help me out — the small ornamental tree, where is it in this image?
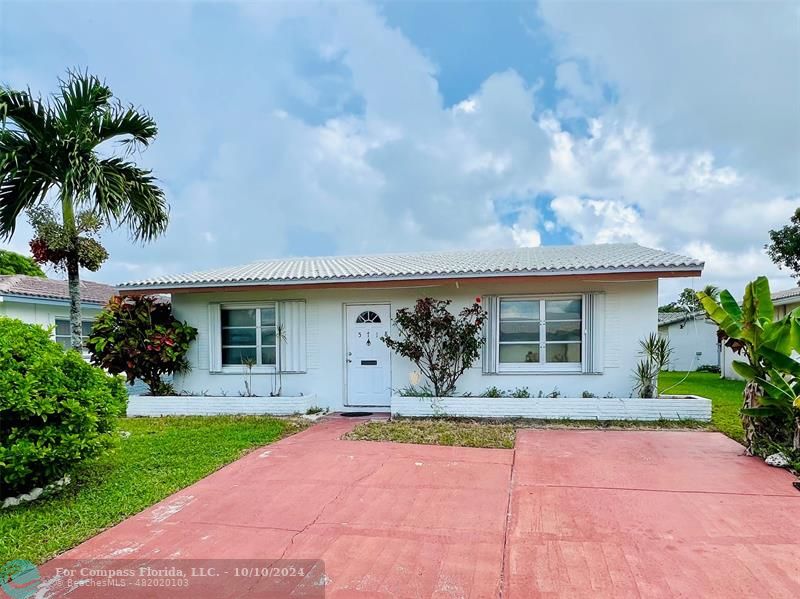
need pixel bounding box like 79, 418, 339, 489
86, 296, 198, 395
381, 297, 487, 397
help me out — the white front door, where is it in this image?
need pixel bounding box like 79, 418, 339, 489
345, 304, 391, 406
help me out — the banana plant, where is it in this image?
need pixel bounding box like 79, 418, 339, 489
749, 347, 800, 450
697, 276, 800, 452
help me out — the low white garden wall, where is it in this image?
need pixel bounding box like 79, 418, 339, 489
391, 394, 711, 421
127, 394, 316, 417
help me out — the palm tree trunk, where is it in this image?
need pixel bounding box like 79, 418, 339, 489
66, 255, 82, 350
61, 193, 83, 351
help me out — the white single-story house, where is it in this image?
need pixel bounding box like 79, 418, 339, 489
0, 274, 114, 349
658, 311, 720, 371
119, 243, 704, 412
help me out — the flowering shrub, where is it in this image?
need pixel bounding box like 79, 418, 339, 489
86, 296, 198, 395
0, 317, 127, 495
381, 298, 487, 397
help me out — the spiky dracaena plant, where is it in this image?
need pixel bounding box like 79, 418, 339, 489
0, 71, 169, 349
632, 333, 674, 398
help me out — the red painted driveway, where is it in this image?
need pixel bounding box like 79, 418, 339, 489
39, 418, 800, 598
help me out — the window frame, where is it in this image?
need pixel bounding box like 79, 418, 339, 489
496, 294, 585, 373
219, 302, 279, 372
53, 318, 94, 352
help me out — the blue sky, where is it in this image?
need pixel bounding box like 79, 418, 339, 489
1, 0, 798, 301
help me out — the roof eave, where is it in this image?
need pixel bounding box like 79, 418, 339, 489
0, 293, 106, 307
773, 295, 800, 307
118, 265, 704, 294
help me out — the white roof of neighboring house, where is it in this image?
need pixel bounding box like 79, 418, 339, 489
0, 274, 115, 305
658, 310, 707, 327
120, 243, 703, 291
772, 286, 800, 306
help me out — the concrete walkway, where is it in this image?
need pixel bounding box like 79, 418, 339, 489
39, 416, 800, 597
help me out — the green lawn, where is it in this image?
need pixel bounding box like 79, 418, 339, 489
0, 416, 305, 565
659, 371, 745, 442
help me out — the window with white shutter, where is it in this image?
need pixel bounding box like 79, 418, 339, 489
482, 292, 603, 374
208, 301, 306, 373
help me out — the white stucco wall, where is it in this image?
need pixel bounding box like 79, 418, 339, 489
0, 299, 103, 337
658, 317, 720, 371
720, 345, 744, 380
168, 278, 658, 410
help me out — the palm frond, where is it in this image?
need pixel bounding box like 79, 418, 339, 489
0, 71, 168, 244
0, 146, 52, 238
0, 86, 51, 141
96, 102, 158, 149
91, 157, 168, 241
54, 70, 112, 128
702, 284, 720, 300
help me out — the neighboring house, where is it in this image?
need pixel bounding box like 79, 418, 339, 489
119, 243, 703, 408
658, 311, 720, 371
772, 286, 800, 318
720, 285, 800, 380
0, 274, 115, 349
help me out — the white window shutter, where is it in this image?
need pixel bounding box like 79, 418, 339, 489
482, 295, 498, 374
208, 303, 222, 373
278, 300, 307, 373
583, 292, 605, 374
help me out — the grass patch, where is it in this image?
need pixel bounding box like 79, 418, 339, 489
659, 371, 745, 442
348, 372, 747, 450
511, 418, 712, 431
345, 419, 516, 449
0, 416, 306, 565
346, 417, 710, 449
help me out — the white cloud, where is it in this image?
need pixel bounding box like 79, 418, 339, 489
550, 196, 652, 246
657, 241, 795, 305
1, 0, 795, 306
540, 109, 797, 298
510, 225, 542, 248
538, 0, 800, 187
453, 99, 477, 114
554, 61, 603, 119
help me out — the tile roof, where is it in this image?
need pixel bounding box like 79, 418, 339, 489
120, 243, 703, 291
658, 310, 707, 326
0, 275, 115, 305
772, 286, 800, 305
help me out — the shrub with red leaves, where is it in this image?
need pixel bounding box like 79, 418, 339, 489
86, 296, 198, 395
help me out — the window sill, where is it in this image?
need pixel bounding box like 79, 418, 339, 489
212, 368, 307, 375
494, 366, 583, 375
217, 366, 277, 375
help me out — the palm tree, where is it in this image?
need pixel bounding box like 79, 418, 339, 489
0, 71, 168, 349
701, 284, 720, 301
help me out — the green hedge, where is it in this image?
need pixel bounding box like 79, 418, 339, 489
0, 317, 128, 496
